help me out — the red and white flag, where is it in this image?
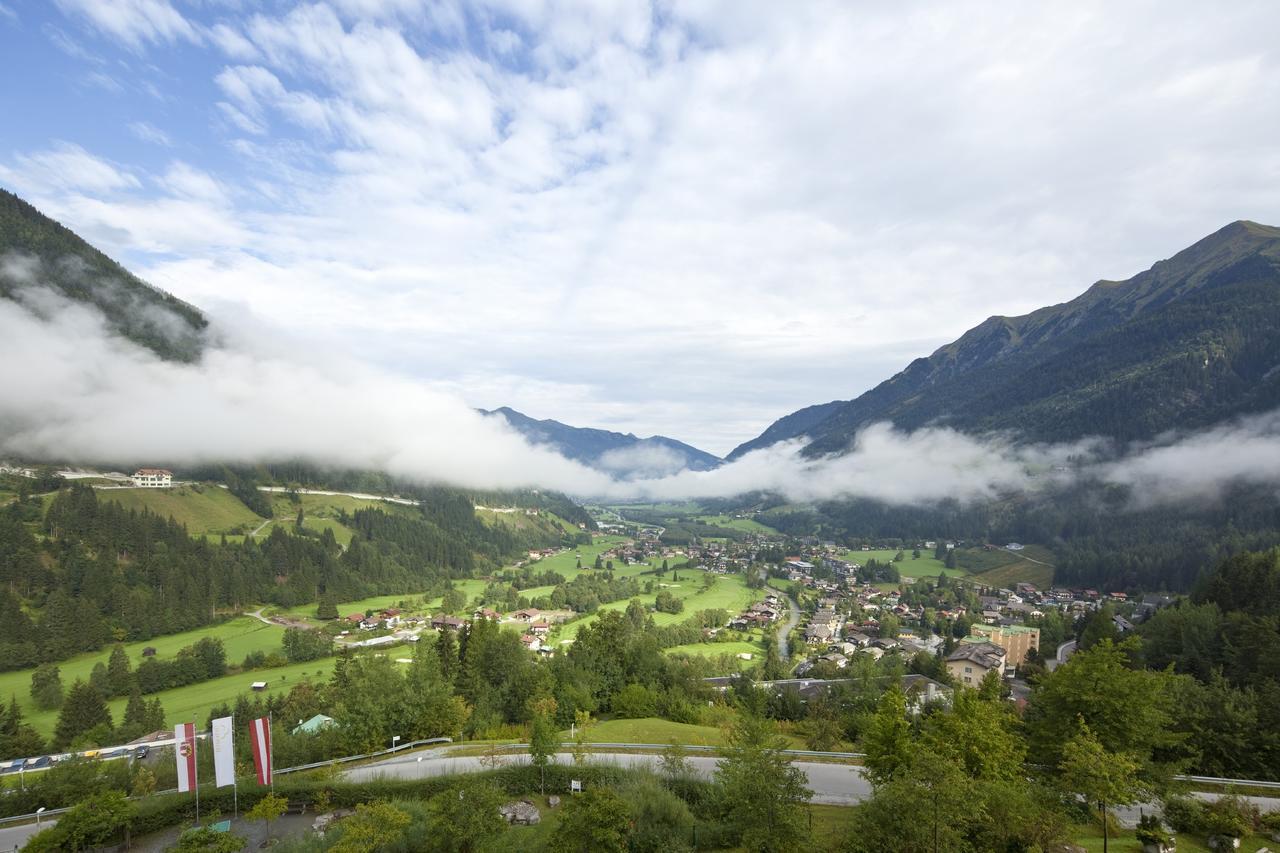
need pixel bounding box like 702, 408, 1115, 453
175, 722, 197, 793
249, 717, 273, 786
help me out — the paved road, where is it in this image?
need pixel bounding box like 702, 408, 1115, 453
346, 748, 1280, 826
5, 747, 1278, 848
1046, 639, 1077, 672
0, 818, 54, 851
345, 749, 873, 805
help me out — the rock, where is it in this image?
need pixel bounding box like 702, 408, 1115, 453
548, 795, 561, 808
1207, 836, 1240, 851
500, 800, 541, 825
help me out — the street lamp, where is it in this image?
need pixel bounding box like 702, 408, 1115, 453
391, 735, 401, 753
35, 807, 46, 827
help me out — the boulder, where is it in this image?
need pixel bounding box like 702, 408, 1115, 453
1207, 836, 1240, 851
500, 800, 541, 825
548, 795, 561, 808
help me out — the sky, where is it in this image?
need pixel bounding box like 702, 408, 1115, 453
2, 1, 1280, 457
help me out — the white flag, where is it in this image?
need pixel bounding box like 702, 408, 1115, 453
175, 722, 196, 793
211, 716, 236, 788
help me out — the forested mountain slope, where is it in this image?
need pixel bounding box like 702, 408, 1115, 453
0, 188, 206, 361
732, 220, 1280, 458
482, 406, 721, 475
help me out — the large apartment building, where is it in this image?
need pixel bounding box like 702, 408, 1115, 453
968, 623, 1040, 664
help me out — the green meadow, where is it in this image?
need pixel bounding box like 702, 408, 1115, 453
692, 513, 777, 534
554, 570, 763, 643
96, 484, 262, 535
0, 616, 290, 737
840, 548, 968, 579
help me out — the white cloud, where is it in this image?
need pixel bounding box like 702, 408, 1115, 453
0, 142, 139, 195
128, 120, 172, 146
15, 0, 1280, 454
54, 0, 197, 49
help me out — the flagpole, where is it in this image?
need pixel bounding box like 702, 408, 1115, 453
268, 713, 274, 793
194, 730, 201, 826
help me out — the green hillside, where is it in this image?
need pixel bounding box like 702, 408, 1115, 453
0, 188, 206, 361
97, 484, 263, 536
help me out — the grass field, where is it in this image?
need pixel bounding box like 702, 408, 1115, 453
0, 616, 294, 736
692, 514, 778, 534
1069, 825, 1274, 852
961, 544, 1056, 588
97, 484, 263, 535
664, 640, 764, 672
574, 716, 810, 750
274, 578, 493, 624
840, 548, 967, 579
554, 571, 763, 643
515, 535, 631, 580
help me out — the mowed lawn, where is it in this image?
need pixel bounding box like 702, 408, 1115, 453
555, 571, 763, 643
664, 641, 763, 660
96, 484, 262, 535
0, 616, 290, 736
841, 548, 967, 579
515, 535, 631, 581
574, 717, 808, 750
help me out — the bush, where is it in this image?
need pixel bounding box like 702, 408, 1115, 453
611, 683, 659, 718
1201, 794, 1257, 838
620, 774, 694, 853
1136, 813, 1173, 846
1163, 796, 1207, 833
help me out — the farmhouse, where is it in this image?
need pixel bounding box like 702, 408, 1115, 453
132, 468, 173, 488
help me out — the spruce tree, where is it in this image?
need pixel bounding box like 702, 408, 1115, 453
52, 679, 113, 748
106, 644, 133, 696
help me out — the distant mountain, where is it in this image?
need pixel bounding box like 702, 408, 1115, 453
731, 220, 1280, 459
482, 406, 722, 476
0, 188, 206, 361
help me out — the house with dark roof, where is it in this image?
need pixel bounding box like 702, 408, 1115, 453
945, 641, 1008, 687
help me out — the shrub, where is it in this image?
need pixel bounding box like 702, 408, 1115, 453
1201, 793, 1257, 838
620, 774, 694, 853
611, 683, 658, 718
1162, 796, 1206, 833
1135, 813, 1173, 846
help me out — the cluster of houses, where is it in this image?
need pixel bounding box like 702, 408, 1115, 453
729, 594, 785, 629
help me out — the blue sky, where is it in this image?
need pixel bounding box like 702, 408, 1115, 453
3, 1, 1280, 456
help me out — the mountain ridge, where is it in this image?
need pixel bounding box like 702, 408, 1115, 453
730, 219, 1280, 459
481, 406, 722, 476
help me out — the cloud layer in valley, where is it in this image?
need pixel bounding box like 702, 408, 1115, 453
2, 1, 1280, 453
4, 260, 1279, 510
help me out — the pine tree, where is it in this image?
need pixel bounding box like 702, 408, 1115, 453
52, 679, 113, 748
106, 644, 133, 696
435, 626, 458, 686
316, 593, 338, 620
0, 696, 44, 758
120, 688, 149, 740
